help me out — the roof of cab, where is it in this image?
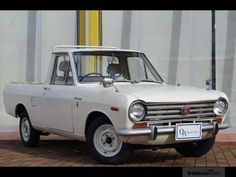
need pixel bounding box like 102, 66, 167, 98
52, 45, 143, 54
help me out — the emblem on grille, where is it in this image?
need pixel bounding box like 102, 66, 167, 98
180, 107, 190, 115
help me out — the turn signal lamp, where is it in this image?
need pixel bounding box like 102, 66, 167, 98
212, 118, 222, 124
132, 122, 148, 129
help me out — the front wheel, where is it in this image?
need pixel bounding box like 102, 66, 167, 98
86, 117, 131, 164
175, 136, 215, 157
19, 112, 40, 147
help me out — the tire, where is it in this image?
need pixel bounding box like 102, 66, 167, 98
19, 111, 40, 147
86, 117, 131, 164
175, 136, 215, 157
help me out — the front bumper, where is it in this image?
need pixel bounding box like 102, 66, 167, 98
115, 122, 229, 145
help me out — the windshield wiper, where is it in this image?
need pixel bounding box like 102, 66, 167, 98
115, 79, 139, 83
115, 79, 161, 84
139, 79, 162, 84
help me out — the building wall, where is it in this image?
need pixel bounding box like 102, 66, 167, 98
0, 11, 76, 130
0, 11, 28, 130
215, 11, 236, 126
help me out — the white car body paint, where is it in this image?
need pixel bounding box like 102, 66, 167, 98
3, 47, 230, 145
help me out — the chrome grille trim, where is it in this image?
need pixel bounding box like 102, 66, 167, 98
146, 113, 216, 120
145, 100, 216, 121
146, 103, 214, 110
144, 118, 213, 125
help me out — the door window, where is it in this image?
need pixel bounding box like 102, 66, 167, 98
51, 54, 74, 85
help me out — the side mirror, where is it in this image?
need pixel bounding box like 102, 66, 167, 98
102, 78, 114, 88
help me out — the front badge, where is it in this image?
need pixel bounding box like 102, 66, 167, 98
180, 107, 190, 115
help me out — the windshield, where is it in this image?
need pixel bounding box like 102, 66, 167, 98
73, 51, 163, 83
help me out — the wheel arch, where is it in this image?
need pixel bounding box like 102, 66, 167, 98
15, 103, 28, 118
85, 111, 112, 137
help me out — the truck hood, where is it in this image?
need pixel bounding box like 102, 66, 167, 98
115, 83, 223, 102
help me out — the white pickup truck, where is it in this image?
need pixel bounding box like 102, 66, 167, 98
3, 45, 230, 164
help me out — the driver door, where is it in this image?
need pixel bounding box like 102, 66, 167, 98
41, 53, 75, 133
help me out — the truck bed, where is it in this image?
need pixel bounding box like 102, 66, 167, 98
11, 81, 43, 84
3, 82, 45, 118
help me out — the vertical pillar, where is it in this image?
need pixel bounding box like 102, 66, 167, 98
188, 11, 194, 86
88, 11, 102, 72
26, 11, 37, 82
211, 10, 216, 90
168, 11, 182, 84
77, 11, 86, 45
76, 11, 86, 75
35, 11, 41, 82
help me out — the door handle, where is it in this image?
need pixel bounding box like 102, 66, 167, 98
43, 87, 51, 91
74, 97, 82, 100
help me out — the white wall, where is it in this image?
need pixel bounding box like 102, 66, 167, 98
102, 11, 212, 87
102, 11, 123, 48
0, 11, 28, 130
133, 11, 173, 81
40, 11, 77, 82
0, 11, 76, 131
216, 11, 236, 125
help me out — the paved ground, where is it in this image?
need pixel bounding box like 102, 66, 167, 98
0, 132, 236, 166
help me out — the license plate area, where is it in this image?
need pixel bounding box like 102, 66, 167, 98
175, 123, 202, 141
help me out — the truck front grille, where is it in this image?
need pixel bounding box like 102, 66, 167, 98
145, 100, 216, 121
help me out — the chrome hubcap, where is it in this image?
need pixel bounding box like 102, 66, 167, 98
21, 117, 30, 141
93, 124, 122, 157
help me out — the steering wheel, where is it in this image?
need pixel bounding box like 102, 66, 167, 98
79, 72, 105, 82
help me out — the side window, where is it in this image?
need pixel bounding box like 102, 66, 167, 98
127, 57, 146, 81
51, 54, 74, 85
127, 57, 156, 81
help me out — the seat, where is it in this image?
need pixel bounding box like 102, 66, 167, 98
54, 60, 73, 85
107, 64, 121, 79
59, 60, 69, 73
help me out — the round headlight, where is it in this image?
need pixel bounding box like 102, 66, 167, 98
213, 98, 228, 116
129, 103, 146, 122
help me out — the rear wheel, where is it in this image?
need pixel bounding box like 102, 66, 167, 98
86, 117, 131, 164
19, 112, 40, 147
175, 136, 215, 157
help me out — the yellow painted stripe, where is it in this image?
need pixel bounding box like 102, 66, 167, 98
89, 11, 101, 72
89, 10, 100, 45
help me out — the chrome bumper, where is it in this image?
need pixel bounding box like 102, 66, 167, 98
115, 123, 229, 140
